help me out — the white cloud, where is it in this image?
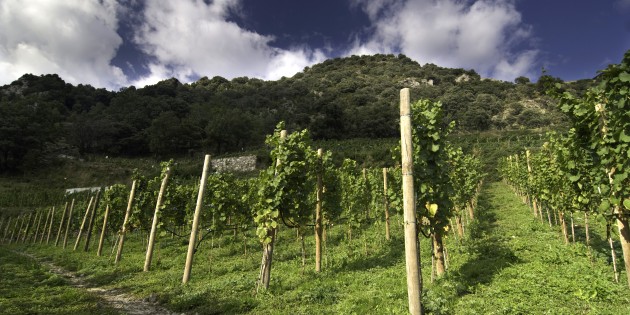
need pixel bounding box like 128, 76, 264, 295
132, 0, 325, 85
0, 0, 127, 89
349, 0, 539, 81
616, 0, 630, 10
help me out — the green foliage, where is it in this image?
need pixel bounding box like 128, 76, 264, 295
0, 54, 580, 174
516, 50, 630, 219
254, 122, 317, 244
410, 99, 455, 234
338, 159, 370, 229
3, 182, 629, 314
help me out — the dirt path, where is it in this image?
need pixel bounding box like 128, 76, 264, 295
19, 252, 182, 315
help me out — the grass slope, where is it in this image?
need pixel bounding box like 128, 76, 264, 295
1, 181, 628, 314
441, 182, 630, 314
0, 247, 119, 314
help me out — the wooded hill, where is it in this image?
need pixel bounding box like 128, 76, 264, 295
0, 53, 591, 172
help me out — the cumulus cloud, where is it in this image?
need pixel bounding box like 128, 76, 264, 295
349, 0, 539, 81
132, 0, 325, 86
0, 0, 127, 89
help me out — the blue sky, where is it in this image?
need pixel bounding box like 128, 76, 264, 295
0, 0, 628, 90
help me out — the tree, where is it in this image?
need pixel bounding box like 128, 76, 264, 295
515, 76, 531, 84
0, 96, 62, 172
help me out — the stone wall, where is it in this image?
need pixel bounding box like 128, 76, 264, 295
211, 155, 257, 173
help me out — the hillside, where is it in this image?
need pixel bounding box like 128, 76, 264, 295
2, 182, 628, 314
0, 54, 590, 173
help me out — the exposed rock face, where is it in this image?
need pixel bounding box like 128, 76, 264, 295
211, 155, 257, 173
399, 77, 434, 87
455, 74, 471, 83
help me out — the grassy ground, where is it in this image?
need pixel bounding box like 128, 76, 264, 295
0, 247, 119, 314
1, 181, 629, 314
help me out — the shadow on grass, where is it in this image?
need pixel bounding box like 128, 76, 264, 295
577, 224, 622, 266
335, 235, 406, 272
452, 191, 522, 294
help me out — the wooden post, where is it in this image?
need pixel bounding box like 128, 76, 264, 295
144, 167, 171, 271
525, 150, 539, 218
315, 149, 323, 272
55, 202, 69, 246
183, 155, 211, 283
40, 208, 51, 244
62, 199, 75, 249
115, 180, 137, 264
467, 202, 475, 221
9, 215, 22, 244
74, 197, 94, 250
383, 168, 391, 241
14, 215, 23, 243
455, 214, 464, 239
585, 212, 590, 246
21, 213, 33, 243
570, 212, 576, 243
399, 88, 423, 315
560, 211, 569, 244
2, 217, 12, 242
609, 234, 619, 283
32, 211, 42, 243
97, 204, 111, 257
46, 206, 56, 244
615, 208, 630, 287
84, 190, 101, 251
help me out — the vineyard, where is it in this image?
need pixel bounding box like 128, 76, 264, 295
0, 52, 629, 314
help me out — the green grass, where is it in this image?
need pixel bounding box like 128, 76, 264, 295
0, 247, 119, 314
2, 181, 629, 314
437, 182, 630, 314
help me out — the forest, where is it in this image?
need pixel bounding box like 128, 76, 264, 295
0, 53, 590, 173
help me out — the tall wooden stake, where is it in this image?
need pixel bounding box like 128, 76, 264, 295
115, 180, 137, 264
183, 155, 211, 283
560, 211, 569, 244
615, 208, 630, 287
525, 150, 539, 218
97, 204, 111, 257
46, 207, 56, 244
84, 190, 101, 251
40, 209, 51, 244
63, 199, 75, 249
315, 148, 323, 272
144, 167, 171, 271
55, 202, 69, 246
9, 215, 22, 244
609, 234, 619, 283
570, 212, 576, 243
30, 211, 41, 243
74, 197, 93, 250
585, 212, 590, 246
383, 168, 391, 241
400, 88, 423, 315
21, 213, 33, 243
2, 217, 12, 242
